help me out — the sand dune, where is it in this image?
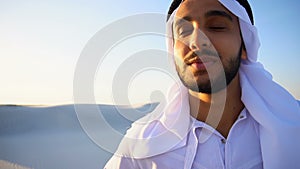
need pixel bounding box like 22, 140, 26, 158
0, 103, 157, 169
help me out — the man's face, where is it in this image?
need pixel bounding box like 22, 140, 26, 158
173, 0, 246, 93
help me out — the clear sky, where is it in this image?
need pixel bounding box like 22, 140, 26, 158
0, 0, 299, 105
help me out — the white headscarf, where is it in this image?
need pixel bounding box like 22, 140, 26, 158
165, 0, 300, 168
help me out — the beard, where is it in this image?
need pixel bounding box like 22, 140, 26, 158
175, 46, 242, 94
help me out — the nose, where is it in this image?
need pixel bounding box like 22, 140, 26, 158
189, 29, 210, 51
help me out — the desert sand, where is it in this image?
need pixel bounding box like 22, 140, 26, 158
0, 103, 157, 169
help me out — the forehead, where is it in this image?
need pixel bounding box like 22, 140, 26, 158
175, 0, 236, 21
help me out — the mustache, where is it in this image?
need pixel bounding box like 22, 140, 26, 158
183, 49, 219, 64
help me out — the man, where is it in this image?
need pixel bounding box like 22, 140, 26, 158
105, 0, 300, 168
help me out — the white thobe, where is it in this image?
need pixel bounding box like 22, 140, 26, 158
104, 109, 263, 169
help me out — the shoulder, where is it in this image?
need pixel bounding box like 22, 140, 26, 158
115, 113, 167, 156
125, 111, 166, 138
115, 112, 188, 159
104, 113, 165, 168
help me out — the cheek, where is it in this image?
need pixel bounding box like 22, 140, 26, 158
209, 34, 241, 58
173, 40, 189, 61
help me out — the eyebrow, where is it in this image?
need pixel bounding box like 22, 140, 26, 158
173, 10, 233, 27
205, 10, 233, 21
173, 16, 192, 27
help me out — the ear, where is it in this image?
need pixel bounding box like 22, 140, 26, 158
241, 47, 247, 60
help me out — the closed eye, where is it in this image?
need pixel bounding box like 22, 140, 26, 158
175, 25, 193, 38
209, 26, 226, 32
210, 26, 225, 29
178, 28, 193, 36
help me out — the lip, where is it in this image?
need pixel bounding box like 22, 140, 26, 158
191, 61, 214, 71
187, 57, 216, 71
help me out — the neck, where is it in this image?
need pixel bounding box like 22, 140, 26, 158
189, 74, 244, 137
